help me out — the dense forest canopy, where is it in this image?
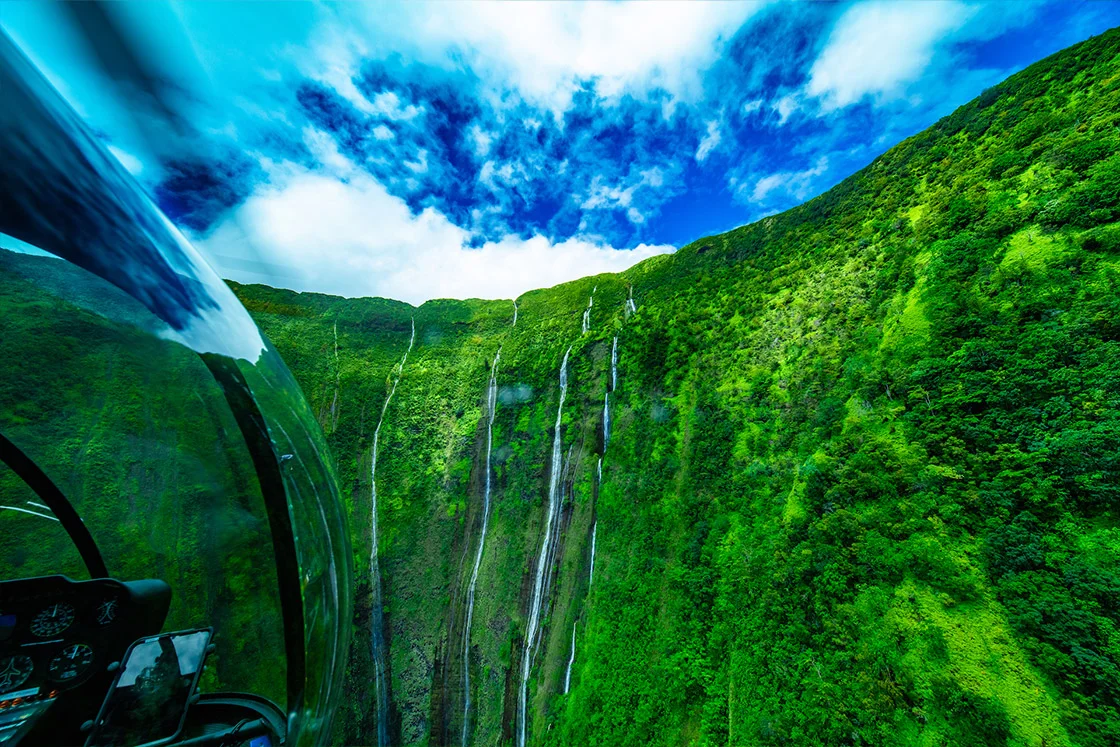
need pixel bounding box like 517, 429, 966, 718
228, 26, 1120, 746
2, 23, 1118, 747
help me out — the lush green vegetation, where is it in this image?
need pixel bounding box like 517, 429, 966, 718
2, 26, 1117, 747
238, 28, 1120, 746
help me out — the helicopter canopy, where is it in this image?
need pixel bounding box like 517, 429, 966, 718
0, 30, 351, 746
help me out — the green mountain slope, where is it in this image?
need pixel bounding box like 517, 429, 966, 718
235, 28, 1120, 746
2, 26, 1116, 747
234, 28, 1120, 747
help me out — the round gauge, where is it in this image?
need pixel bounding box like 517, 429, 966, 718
95, 598, 119, 626
0, 655, 34, 694
31, 602, 75, 638
49, 643, 94, 683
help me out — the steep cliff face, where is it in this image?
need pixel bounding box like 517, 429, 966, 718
234, 28, 1120, 747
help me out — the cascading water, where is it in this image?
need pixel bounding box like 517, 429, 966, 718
625, 286, 637, 315
563, 625, 576, 694
589, 521, 597, 587
602, 334, 618, 450
369, 317, 415, 747
330, 321, 341, 429
513, 300, 519, 327
461, 348, 501, 747
517, 346, 571, 747
581, 287, 595, 334
610, 335, 618, 392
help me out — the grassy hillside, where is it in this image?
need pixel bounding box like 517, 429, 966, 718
231, 27, 1120, 747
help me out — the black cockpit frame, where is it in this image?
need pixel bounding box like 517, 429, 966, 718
0, 431, 108, 579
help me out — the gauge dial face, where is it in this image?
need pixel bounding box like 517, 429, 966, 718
31, 603, 75, 638
95, 598, 119, 626
0, 655, 34, 694
49, 643, 94, 683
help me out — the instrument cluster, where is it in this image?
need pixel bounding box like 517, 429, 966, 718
0, 577, 130, 702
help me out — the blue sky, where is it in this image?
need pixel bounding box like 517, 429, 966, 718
4, 1, 1119, 303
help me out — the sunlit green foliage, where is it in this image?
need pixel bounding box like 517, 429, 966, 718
1, 25, 1116, 747
240, 28, 1120, 747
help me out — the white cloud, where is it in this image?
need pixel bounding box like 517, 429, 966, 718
742, 99, 764, 115
309, 32, 381, 115
641, 167, 664, 188
747, 156, 829, 203
301, 31, 426, 120
328, 1, 766, 116
404, 149, 429, 174
372, 125, 394, 141
301, 127, 353, 173
695, 119, 722, 162
479, 160, 524, 192
469, 125, 493, 157
581, 178, 636, 211
580, 168, 666, 221
369, 91, 423, 121
772, 93, 801, 124
199, 156, 672, 305
806, 1, 974, 112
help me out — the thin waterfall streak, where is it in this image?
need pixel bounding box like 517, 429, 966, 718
589, 521, 597, 587
534, 441, 570, 662
626, 286, 637, 315
512, 300, 518, 327
581, 290, 594, 334
462, 348, 501, 747
564, 625, 576, 694
331, 321, 341, 429
610, 335, 618, 392
370, 317, 415, 747
536, 481, 566, 653
518, 346, 571, 747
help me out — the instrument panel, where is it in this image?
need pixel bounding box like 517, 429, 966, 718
0, 576, 166, 706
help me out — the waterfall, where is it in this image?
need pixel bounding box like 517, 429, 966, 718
518, 346, 571, 747
581, 287, 595, 334
610, 335, 618, 392
589, 521, 597, 587
330, 321, 341, 430
563, 625, 576, 694
461, 348, 501, 747
513, 300, 519, 327
370, 317, 415, 747
625, 286, 637, 315
565, 458, 603, 700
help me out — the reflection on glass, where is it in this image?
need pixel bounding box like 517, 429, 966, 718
2, 27, 351, 744
0, 463, 85, 580
89, 630, 210, 747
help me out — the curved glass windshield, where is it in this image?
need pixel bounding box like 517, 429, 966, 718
0, 462, 85, 581
0, 29, 351, 746
0, 245, 286, 704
